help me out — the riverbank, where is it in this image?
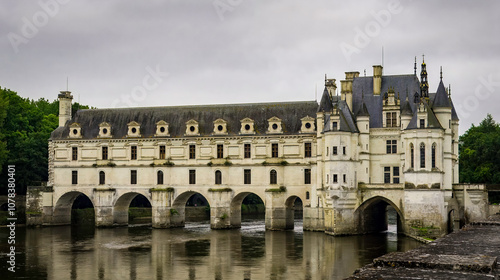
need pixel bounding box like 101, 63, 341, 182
348, 214, 500, 279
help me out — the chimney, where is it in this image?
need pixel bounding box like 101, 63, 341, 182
340, 71, 359, 110
373, 65, 383, 95
325, 78, 337, 98
58, 91, 73, 127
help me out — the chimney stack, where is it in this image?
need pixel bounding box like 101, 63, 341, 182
373, 65, 383, 95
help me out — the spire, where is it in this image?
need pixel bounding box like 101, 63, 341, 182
317, 87, 333, 112
414, 56, 417, 75
449, 84, 451, 98
420, 55, 429, 99
440, 66, 443, 80
432, 80, 451, 108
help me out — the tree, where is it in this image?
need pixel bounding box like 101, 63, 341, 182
459, 114, 500, 184
0, 87, 90, 194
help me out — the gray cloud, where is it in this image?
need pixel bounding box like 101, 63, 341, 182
1, 0, 499, 134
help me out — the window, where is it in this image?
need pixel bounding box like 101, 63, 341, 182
217, 144, 223, 159
244, 169, 251, 184
410, 143, 415, 168
305, 143, 312, 158
189, 145, 195, 159
386, 140, 397, 154
384, 167, 391, 183
159, 145, 166, 159
131, 146, 137, 160
99, 171, 105, 185
244, 144, 251, 158
304, 169, 311, 184
326, 147, 329, 155
333, 174, 338, 183
215, 170, 222, 185
72, 147, 78, 161
157, 170, 164, 185
102, 146, 108, 160
343, 146, 346, 155
386, 112, 397, 127
332, 146, 337, 155
332, 122, 338, 131
432, 143, 436, 168
343, 174, 346, 183
420, 143, 426, 168
131, 170, 137, 185
326, 174, 329, 183
420, 119, 425, 129
189, 170, 196, 184
270, 170, 277, 184
393, 167, 400, 183
306, 191, 310, 200
72, 170, 78, 185
271, 143, 278, 158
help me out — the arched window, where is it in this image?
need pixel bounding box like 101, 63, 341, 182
432, 143, 436, 168
270, 169, 277, 185
215, 170, 222, 185
410, 143, 414, 168
99, 171, 105, 185
157, 170, 164, 185
420, 143, 425, 168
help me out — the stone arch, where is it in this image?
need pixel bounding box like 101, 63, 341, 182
284, 195, 304, 230
230, 192, 265, 228
171, 191, 211, 227
113, 192, 152, 226
355, 196, 404, 234
53, 191, 94, 225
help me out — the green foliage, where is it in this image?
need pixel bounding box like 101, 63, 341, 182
208, 188, 232, 192
459, 114, 500, 184
0, 87, 91, 194
266, 186, 287, 192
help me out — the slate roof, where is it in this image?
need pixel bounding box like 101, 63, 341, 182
431, 80, 452, 108
323, 100, 359, 133
317, 87, 333, 112
406, 99, 443, 129
351, 75, 421, 128
50, 101, 318, 140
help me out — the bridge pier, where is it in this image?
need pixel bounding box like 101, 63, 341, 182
265, 191, 291, 230
94, 188, 115, 227
209, 191, 232, 229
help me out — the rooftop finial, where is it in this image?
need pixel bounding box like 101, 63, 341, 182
449, 84, 451, 98
422, 54, 425, 63
414, 56, 417, 75
325, 74, 327, 84
440, 66, 443, 80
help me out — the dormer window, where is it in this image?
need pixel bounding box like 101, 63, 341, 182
127, 121, 141, 137
240, 118, 255, 134
68, 123, 82, 138
385, 112, 398, 127
332, 121, 338, 131
420, 119, 425, 129
213, 119, 228, 135
98, 122, 112, 138
300, 116, 315, 133
185, 119, 199, 136
267, 116, 283, 134
155, 120, 169, 137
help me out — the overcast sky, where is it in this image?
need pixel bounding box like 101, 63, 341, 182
1, 0, 499, 134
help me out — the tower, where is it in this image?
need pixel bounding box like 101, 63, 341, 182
58, 91, 73, 127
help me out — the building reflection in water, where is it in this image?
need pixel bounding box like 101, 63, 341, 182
12, 221, 422, 280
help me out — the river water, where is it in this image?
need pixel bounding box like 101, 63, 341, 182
1, 220, 422, 280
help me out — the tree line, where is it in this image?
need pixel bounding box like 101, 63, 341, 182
0, 87, 89, 195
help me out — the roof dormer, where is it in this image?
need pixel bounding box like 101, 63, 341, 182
213, 119, 228, 135
267, 116, 283, 134
68, 123, 82, 138
127, 121, 141, 138
98, 122, 112, 138
300, 116, 315, 133
240, 118, 255, 135
185, 119, 200, 136
155, 120, 170, 137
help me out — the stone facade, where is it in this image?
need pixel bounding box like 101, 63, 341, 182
28, 59, 489, 237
